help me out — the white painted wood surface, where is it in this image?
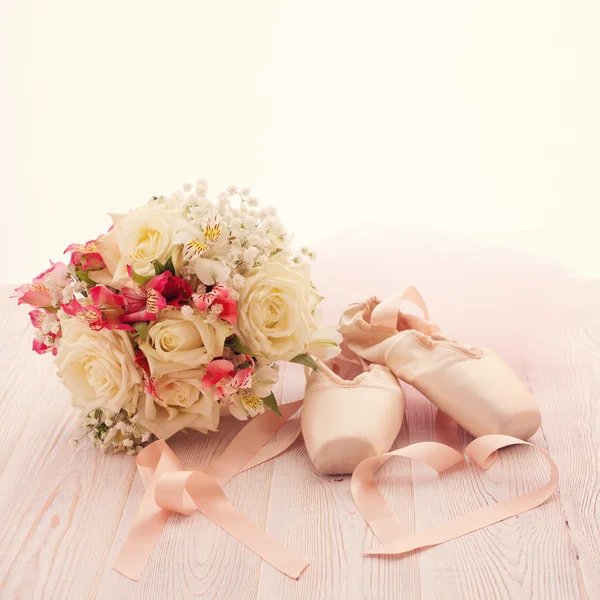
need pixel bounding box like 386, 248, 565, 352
1, 282, 598, 600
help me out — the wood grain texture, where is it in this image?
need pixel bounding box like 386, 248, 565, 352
0, 281, 598, 600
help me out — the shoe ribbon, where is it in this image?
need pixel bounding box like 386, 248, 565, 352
113, 288, 558, 582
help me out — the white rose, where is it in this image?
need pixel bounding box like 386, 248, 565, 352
136, 369, 219, 439
140, 309, 232, 377
55, 317, 142, 413
235, 260, 319, 361
95, 202, 198, 288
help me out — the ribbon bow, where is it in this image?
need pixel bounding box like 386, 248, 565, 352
113, 400, 308, 581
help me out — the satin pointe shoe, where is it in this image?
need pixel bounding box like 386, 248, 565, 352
338, 287, 541, 440
301, 358, 405, 475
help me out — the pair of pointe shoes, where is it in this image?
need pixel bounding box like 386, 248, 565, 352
301, 288, 542, 475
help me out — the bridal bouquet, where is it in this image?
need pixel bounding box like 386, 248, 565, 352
14, 179, 341, 453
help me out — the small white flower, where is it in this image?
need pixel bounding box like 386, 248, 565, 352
217, 196, 230, 212
196, 178, 208, 196
123, 439, 134, 448
230, 273, 245, 290
252, 365, 279, 398
61, 286, 74, 304
182, 182, 192, 193
226, 185, 238, 196
141, 432, 151, 443
180, 305, 194, 317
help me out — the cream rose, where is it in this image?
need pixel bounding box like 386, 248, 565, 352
55, 317, 142, 413
235, 260, 320, 360
140, 309, 232, 377
93, 201, 198, 288
136, 369, 220, 439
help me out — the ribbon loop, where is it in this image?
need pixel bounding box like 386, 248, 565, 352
352, 435, 558, 556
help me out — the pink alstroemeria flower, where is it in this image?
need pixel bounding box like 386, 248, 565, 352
121, 268, 192, 322
65, 239, 106, 271
135, 351, 162, 400
29, 308, 46, 330
193, 285, 237, 324
203, 359, 254, 400
29, 308, 60, 355
202, 359, 235, 389
61, 286, 132, 331
13, 261, 69, 308
32, 337, 56, 355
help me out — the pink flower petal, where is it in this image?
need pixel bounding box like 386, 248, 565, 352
32, 338, 51, 354
202, 359, 235, 388
193, 285, 237, 324
29, 309, 46, 329
13, 284, 53, 307
229, 366, 253, 389
33, 261, 69, 285
120, 309, 159, 323
90, 285, 125, 308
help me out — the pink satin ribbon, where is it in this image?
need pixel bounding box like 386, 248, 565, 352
113, 400, 307, 581
113, 287, 559, 582
352, 435, 558, 555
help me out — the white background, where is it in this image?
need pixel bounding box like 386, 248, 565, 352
1, 0, 599, 283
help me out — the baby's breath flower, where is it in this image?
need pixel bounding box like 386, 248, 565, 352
196, 178, 208, 196
230, 273, 245, 290
61, 286, 74, 304
205, 303, 224, 323
180, 305, 194, 317
74, 409, 156, 454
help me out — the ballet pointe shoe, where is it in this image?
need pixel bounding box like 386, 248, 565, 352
338, 289, 541, 440
301, 359, 405, 475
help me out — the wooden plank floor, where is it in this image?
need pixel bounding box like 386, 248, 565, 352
0, 279, 598, 600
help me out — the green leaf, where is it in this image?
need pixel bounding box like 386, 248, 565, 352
75, 270, 96, 286
227, 336, 254, 356
290, 353, 318, 370
163, 256, 175, 274
261, 392, 282, 416
133, 322, 149, 341
152, 259, 165, 275
130, 266, 154, 286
